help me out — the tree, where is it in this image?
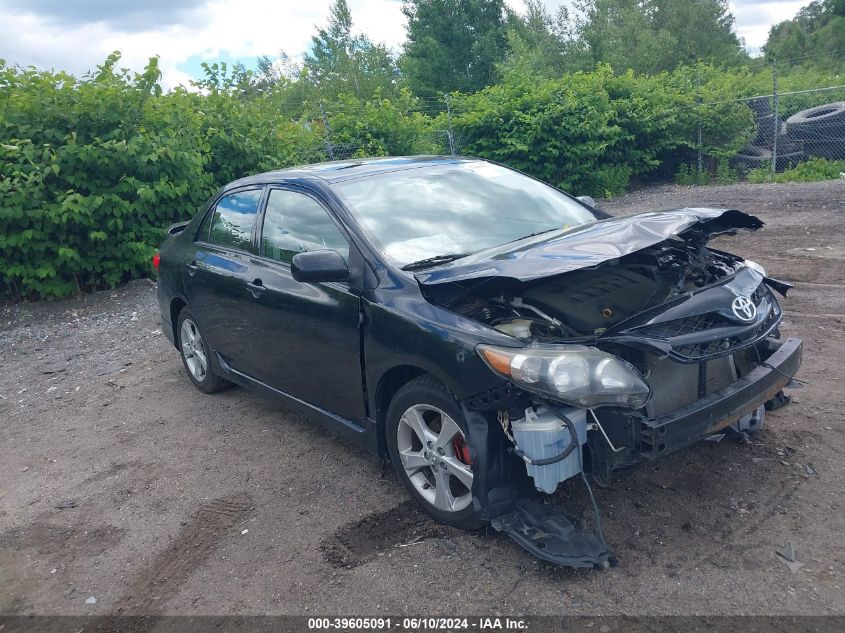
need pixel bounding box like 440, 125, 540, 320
303, 0, 398, 100
648, 0, 747, 69
498, 0, 573, 80
763, 0, 845, 68
572, 0, 675, 74
570, 0, 746, 74
400, 0, 509, 98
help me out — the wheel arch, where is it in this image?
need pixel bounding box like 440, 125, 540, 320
374, 364, 461, 454
374, 364, 426, 427
170, 296, 188, 349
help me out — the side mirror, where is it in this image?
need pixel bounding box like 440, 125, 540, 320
576, 195, 597, 208
291, 250, 350, 283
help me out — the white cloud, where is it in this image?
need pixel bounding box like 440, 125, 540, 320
0, 0, 811, 88
729, 1, 809, 54
0, 0, 407, 89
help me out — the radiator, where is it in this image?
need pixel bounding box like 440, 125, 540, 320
644, 355, 737, 418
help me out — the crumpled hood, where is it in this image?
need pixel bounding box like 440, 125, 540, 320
414, 208, 763, 285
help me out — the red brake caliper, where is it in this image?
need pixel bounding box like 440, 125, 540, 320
452, 436, 472, 465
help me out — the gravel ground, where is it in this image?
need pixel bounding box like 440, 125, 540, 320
1, 180, 844, 616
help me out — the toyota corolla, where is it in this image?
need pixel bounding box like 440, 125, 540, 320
155, 156, 802, 568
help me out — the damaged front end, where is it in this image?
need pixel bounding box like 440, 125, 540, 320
423, 208, 803, 568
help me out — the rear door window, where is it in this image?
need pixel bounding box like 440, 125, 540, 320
207, 189, 264, 253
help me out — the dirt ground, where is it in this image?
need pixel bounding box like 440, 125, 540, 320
2, 180, 844, 616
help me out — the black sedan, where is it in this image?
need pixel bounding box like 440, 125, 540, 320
155, 156, 802, 568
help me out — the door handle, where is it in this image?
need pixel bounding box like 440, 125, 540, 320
246, 279, 265, 297
186, 260, 199, 276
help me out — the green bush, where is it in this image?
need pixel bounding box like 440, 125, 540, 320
675, 158, 739, 186
323, 90, 443, 157
0, 52, 840, 302
748, 157, 845, 183
449, 67, 628, 196
675, 163, 708, 185
714, 158, 740, 184
451, 64, 754, 197
0, 54, 325, 301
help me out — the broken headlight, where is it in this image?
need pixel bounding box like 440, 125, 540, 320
478, 344, 650, 409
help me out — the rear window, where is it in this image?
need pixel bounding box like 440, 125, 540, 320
207, 189, 263, 253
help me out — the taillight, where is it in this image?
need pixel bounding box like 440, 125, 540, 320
152, 251, 161, 272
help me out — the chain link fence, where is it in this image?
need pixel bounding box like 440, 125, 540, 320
728, 83, 845, 178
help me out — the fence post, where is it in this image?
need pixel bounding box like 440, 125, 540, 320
696, 66, 702, 178
772, 61, 779, 175
319, 101, 335, 161
445, 93, 456, 156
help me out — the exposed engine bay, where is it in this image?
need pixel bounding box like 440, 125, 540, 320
439, 239, 748, 341
426, 209, 802, 569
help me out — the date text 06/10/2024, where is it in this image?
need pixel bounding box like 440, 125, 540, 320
307, 617, 528, 631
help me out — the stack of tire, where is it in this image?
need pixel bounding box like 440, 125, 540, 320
785, 102, 845, 160
732, 97, 803, 173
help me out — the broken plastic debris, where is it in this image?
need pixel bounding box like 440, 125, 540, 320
779, 558, 805, 574
806, 464, 818, 476
705, 433, 725, 443
776, 543, 804, 573
85, 596, 97, 605
241, 529, 249, 535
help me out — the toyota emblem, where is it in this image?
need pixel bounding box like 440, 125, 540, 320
731, 295, 757, 321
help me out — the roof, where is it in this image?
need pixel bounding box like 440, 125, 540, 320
223, 155, 472, 190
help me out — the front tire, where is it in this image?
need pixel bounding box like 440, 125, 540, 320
176, 308, 227, 394
386, 376, 485, 530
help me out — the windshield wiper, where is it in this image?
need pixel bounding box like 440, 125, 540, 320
401, 253, 472, 271
505, 227, 565, 244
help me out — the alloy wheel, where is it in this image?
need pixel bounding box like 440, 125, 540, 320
396, 404, 473, 513
180, 318, 207, 381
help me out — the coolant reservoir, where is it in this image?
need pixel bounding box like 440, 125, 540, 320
493, 319, 533, 339
511, 406, 587, 494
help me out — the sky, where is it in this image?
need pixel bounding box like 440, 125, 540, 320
0, 0, 811, 89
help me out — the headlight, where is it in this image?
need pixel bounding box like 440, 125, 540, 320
478, 344, 650, 409
744, 259, 766, 277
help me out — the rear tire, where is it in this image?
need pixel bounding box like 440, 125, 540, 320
386, 375, 486, 531
177, 307, 227, 394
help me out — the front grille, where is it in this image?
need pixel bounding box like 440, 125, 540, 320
644, 355, 738, 418
634, 283, 780, 361
638, 313, 724, 338
675, 308, 779, 359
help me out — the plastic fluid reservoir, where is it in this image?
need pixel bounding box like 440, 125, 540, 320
510, 406, 587, 494
493, 319, 533, 339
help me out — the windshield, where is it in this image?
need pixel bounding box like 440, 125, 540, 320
333, 161, 597, 267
